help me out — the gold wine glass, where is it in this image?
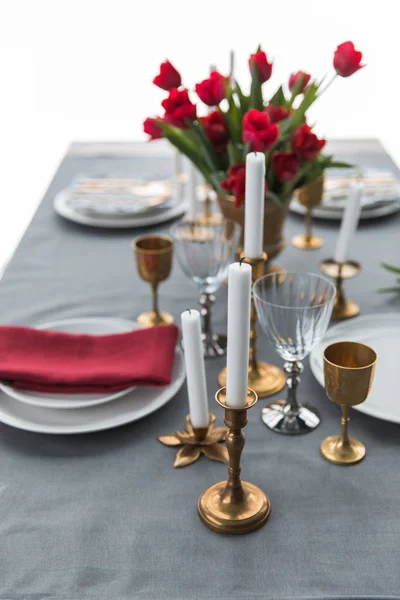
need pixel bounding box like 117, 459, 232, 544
321, 341, 377, 465
292, 177, 324, 250
133, 234, 174, 327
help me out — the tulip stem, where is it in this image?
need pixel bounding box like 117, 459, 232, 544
318, 73, 337, 98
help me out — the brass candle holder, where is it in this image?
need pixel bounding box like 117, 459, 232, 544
292, 177, 324, 250
158, 413, 228, 468
319, 258, 361, 321
321, 341, 377, 465
198, 387, 271, 534
218, 253, 285, 397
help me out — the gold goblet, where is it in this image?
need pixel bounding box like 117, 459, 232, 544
133, 234, 174, 327
321, 341, 377, 465
292, 177, 324, 250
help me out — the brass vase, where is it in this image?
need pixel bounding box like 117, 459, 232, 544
217, 193, 289, 275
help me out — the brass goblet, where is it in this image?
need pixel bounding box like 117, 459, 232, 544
321, 341, 377, 465
133, 234, 174, 327
292, 177, 324, 250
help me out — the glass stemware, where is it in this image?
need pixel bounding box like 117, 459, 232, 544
253, 272, 336, 434
171, 218, 241, 358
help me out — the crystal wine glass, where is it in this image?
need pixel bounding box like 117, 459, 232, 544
171, 218, 241, 358
253, 272, 336, 434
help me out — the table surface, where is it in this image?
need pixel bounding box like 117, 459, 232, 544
1, 139, 400, 600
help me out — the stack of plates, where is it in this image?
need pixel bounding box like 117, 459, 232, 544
0, 317, 185, 434
291, 169, 400, 220
54, 174, 188, 228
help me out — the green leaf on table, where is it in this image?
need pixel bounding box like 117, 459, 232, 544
249, 63, 263, 111
377, 287, 400, 294
381, 263, 400, 275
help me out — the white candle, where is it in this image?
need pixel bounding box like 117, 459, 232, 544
226, 261, 252, 408
181, 309, 209, 427
244, 152, 266, 259
334, 183, 363, 264
186, 163, 198, 221
229, 50, 235, 84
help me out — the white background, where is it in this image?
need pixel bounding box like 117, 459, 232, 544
0, 0, 398, 266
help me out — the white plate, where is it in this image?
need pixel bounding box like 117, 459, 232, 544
310, 313, 398, 423
0, 317, 138, 409
0, 318, 185, 434
290, 197, 400, 220
54, 188, 187, 228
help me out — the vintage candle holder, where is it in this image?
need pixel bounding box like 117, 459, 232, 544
321, 341, 377, 465
292, 177, 324, 250
158, 413, 228, 468
198, 387, 271, 534
218, 253, 285, 397
319, 258, 361, 320
133, 235, 174, 327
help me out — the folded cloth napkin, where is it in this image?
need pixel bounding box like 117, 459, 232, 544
0, 325, 179, 394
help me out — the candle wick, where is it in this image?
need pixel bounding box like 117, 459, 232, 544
186, 308, 191, 314
239, 256, 247, 266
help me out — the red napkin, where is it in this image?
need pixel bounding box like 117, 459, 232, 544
0, 325, 179, 394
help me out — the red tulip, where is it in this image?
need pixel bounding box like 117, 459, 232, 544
242, 109, 279, 153
265, 104, 290, 123
195, 71, 227, 106
143, 117, 163, 140
221, 164, 247, 207
291, 124, 326, 161
272, 152, 300, 183
248, 50, 273, 83
333, 41, 364, 77
161, 89, 196, 128
288, 71, 311, 93
200, 111, 229, 152
153, 60, 181, 91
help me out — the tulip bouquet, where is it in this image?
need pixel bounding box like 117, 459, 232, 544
144, 41, 364, 209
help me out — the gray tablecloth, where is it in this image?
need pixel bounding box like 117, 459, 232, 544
1, 140, 400, 600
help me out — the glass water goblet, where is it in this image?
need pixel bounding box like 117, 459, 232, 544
253, 272, 336, 434
171, 218, 241, 358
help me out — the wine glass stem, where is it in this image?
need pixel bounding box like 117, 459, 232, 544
199, 292, 215, 343
340, 405, 350, 446
151, 283, 160, 318
305, 208, 312, 242
284, 361, 303, 415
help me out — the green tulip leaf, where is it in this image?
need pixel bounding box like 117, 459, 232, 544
249, 63, 263, 111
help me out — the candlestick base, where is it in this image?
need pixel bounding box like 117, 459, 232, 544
319, 259, 361, 321
331, 299, 360, 321
320, 434, 366, 465
198, 480, 271, 535
291, 233, 323, 250
158, 414, 228, 468
198, 387, 271, 534
217, 361, 285, 398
